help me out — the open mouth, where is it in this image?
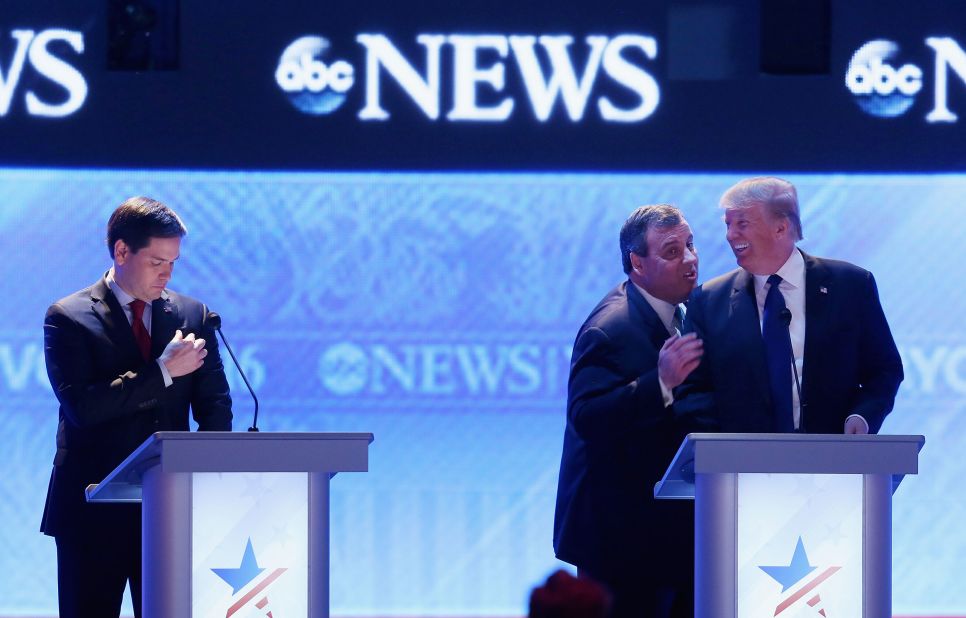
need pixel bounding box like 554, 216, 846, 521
732, 242, 749, 255
684, 269, 697, 281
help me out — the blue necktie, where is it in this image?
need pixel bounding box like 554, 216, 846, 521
762, 274, 794, 432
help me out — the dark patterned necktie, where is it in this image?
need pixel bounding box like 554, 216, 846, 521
129, 299, 152, 362
762, 274, 793, 432
671, 305, 684, 336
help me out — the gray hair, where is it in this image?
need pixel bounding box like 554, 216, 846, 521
619, 204, 684, 274
720, 177, 803, 241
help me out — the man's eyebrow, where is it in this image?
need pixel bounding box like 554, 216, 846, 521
148, 254, 180, 262
660, 237, 682, 249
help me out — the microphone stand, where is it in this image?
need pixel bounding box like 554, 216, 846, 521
207, 312, 260, 432
780, 308, 804, 432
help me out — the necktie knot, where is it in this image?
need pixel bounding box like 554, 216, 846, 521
767, 274, 783, 288
129, 299, 147, 320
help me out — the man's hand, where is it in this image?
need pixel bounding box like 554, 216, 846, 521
844, 415, 870, 435
658, 332, 703, 390
159, 329, 208, 378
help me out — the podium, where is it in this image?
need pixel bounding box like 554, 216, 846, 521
86, 431, 373, 618
655, 433, 923, 618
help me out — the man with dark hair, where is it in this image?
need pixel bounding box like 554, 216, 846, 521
529, 569, 611, 618
676, 177, 903, 435
105, 195, 189, 257
42, 196, 232, 618
554, 204, 703, 617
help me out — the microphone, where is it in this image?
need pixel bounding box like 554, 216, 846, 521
779, 308, 805, 432
206, 311, 260, 432
779, 307, 792, 327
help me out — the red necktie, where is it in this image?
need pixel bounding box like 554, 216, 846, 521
129, 299, 152, 362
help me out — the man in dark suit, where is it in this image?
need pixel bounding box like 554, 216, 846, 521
42, 196, 233, 618
676, 177, 903, 434
554, 205, 704, 618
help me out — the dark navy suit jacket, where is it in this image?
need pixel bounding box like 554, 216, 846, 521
675, 251, 903, 434
554, 281, 695, 582
41, 276, 232, 537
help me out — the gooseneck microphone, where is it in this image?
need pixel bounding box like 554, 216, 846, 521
779, 308, 804, 432
206, 311, 260, 432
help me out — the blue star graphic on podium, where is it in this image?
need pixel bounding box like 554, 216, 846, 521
759, 536, 816, 592
212, 538, 265, 594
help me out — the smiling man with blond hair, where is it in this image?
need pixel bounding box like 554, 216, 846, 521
675, 177, 903, 436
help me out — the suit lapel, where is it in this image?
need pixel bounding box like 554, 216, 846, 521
89, 276, 142, 360
802, 251, 830, 395
625, 281, 673, 350
730, 269, 771, 399
151, 291, 182, 360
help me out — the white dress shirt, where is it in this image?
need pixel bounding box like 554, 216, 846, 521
106, 268, 173, 387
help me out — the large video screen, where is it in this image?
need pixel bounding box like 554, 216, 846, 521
1, 169, 963, 616
3, 0, 966, 614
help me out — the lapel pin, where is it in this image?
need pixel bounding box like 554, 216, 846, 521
819, 286, 828, 294
163, 305, 172, 313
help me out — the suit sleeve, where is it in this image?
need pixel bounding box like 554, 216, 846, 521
189, 306, 233, 431
44, 302, 166, 428
850, 272, 903, 433
566, 326, 666, 442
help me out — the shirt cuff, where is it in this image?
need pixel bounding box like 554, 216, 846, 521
659, 374, 674, 408
845, 414, 869, 433
157, 359, 173, 388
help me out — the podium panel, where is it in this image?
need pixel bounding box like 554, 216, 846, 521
192, 472, 309, 617
736, 473, 863, 617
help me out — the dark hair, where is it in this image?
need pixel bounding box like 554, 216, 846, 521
619, 204, 683, 273
106, 196, 187, 258
528, 570, 610, 618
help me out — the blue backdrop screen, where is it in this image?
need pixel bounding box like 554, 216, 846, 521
1, 169, 962, 615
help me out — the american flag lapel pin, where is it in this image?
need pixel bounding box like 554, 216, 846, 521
819, 286, 828, 294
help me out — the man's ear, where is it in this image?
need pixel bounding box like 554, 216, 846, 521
114, 239, 129, 264
774, 217, 789, 239
630, 252, 643, 273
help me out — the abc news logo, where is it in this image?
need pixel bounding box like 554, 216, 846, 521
845, 37, 966, 122
317, 341, 571, 397
0, 29, 87, 118
274, 33, 661, 122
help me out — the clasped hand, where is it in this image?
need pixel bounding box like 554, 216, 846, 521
658, 332, 703, 389
159, 329, 207, 377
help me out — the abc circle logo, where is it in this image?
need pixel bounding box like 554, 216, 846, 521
318, 343, 368, 395
275, 36, 354, 115
845, 40, 922, 118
